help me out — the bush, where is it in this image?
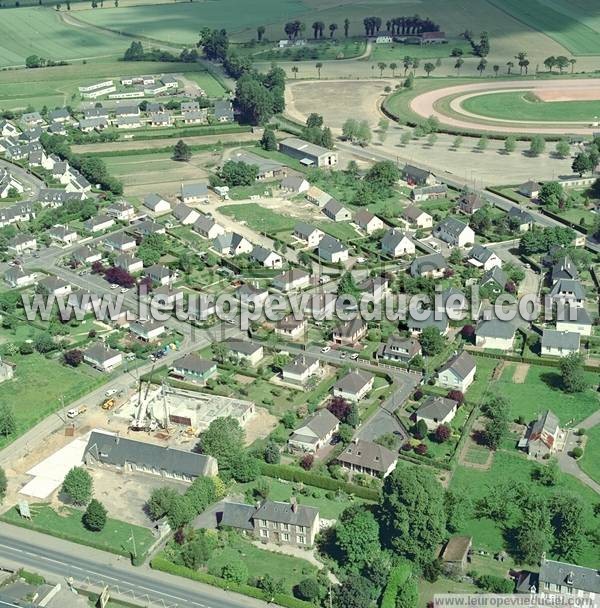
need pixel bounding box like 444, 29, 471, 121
82, 499, 107, 531
571, 446, 583, 459
294, 578, 321, 601
476, 574, 514, 593
221, 559, 248, 585
414, 443, 428, 455
300, 454, 314, 470
18, 342, 34, 355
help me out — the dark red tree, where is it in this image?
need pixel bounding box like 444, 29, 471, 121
63, 349, 83, 367
461, 324, 475, 341
91, 260, 105, 275
327, 396, 351, 422
104, 266, 135, 288
300, 454, 314, 470
414, 443, 428, 455
446, 390, 464, 406
435, 424, 451, 443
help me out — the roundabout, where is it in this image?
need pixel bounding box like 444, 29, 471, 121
408, 78, 600, 135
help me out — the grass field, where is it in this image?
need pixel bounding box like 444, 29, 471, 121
0, 353, 101, 449
579, 424, 600, 484
494, 363, 599, 425
0, 7, 131, 67
450, 451, 600, 568
461, 91, 600, 122
370, 40, 473, 62
1, 504, 154, 558
486, 0, 600, 55
219, 203, 295, 234
0, 60, 215, 111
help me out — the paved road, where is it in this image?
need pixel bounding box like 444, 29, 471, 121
0, 525, 267, 608
0, 159, 45, 200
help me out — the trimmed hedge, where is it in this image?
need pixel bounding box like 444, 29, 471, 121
463, 347, 598, 372
259, 462, 379, 501
380, 563, 412, 608
150, 556, 312, 608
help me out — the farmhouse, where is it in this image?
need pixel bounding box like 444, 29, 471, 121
317, 235, 348, 263
279, 137, 338, 168
415, 395, 459, 430
333, 370, 374, 402
288, 408, 340, 453
322, 199, 351, 222
282, 355, 319, 386
143, 193, 171, 214
381, 228, 415, 257
437, 351, 476, 392
538, 557, 600, 599
519, 409, 560, 459
181, 182, 209, 204
83, 343, 123, 372
221, 498, 320, 548
337, 439, 397, 478
170, 354, 217, 384
541, 329, 580, 357
354, 210, 384, 234
433, 218, 474, 248
84, 431, 218, 482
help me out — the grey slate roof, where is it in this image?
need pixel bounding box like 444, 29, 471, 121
435, 217, 470, 239
251, 245, 277, 263
224, 338, 262, 356
221, 501, 255, 530
402, 205, 430, 221
539, 558, 600, 594
381, 228, 410, 252
402, 163, 433, 182
85, 431, 216, 478
551, 255, 579, 282
323, 198, 348, 217
542, 329, 580, 351
476, 319, 516, 339
438, 351, 476, 380
416, 396, 458, 421
481, 266, 507, 289
172, 353, 216, 375
229, 150, 282, 174
254, 499, 319, 528
280, 136, 331, 159
294, 222, 320, 239
469, 244, 495, 265
334, 370, 374, 395
317, 234, 347, 256
172, 203, 196, 222
144, 193, 169, 210
337, 439, 397, 474
410, 253, 446, 277
508, 206, 533, 225
297, 408, 339, 439
549, 278, 585, 300
84, 342, 121, 363
282, 354, 317, 376
193, 214, 219, 234
556, 306, 592, 326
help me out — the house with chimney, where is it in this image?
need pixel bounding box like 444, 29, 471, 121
288, 408, 340, 453
337, 439, 397, 478
518, 409, 560, 459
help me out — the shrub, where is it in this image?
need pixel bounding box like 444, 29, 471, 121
434, 425, 451, 443
82, 499, 107, 531
414, 443, 428, 455
221, 559, 248, 585
571, 447, 583, 459
300, 454, 314, 470
61, 466, 92, 506
294, 578, 321, 601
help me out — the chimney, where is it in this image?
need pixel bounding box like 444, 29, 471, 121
290, 495, 298, 513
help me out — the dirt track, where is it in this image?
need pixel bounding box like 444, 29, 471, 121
410, 78, 600, 134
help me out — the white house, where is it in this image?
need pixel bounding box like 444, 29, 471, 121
4, 268, 36, 288
401, 205, 433, 229
293, 222, 324, 248
7, 234, 37, 255
555, 307, 593, 337
434, 218, 475, 248
272, 269, 310, 292
274, 316, 307, 340
282, 355, 320, 386
193, 214, 225, 240
250, 246, 283, 269
354, 210, 384, 235
181, 183, 209, 204
468, 244, 502, 271
381, 228, 415, 258
436, 351, 476, 392
333, 370, 374, 402
83, 343, 123, 372
475, 319, 516, 352
541, 329, 580, 357
415, 396, 459, 430
144, 193, 171, 215
317, 235, 348, 264
288, 408, 339, 453
129, 320, 166, 342
48, 224, 78, 246
172, 203, 200, 226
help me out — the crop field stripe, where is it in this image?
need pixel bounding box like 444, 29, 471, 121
485, 0, 600, 55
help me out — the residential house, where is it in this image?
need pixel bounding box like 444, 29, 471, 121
48, 122, 67, 136
0, 169, 23, 199
4, 267, 36, 288
85, 430, 218, 481
149, 112, 172, 128
221, 498, 319, 548
358, 276, 388, 303
272, 269, 310, 292
337, 439, 397, 478
281, 175, 310, 194
66, 170, 91, 194
37, 188, 83, 209
214, 100, 234, 122
143, 193, 171, 215
115, 116, 142, 129
224, 339, 264, 366
407, 311, 449, 336
410, 253, 447, 278
236, 284, 269, 307
145, 264, 175, 286
549, 278, 585, 307
537, 557, 600, 599
440, 536, 472, 575
437, 287, 468, 319
72, 245, 102, 265
38, 276, 71, 297
475, 319, 516, 351
274, 316, 307, 340
402, 205, 434, 229
104, 232, 136, 253
288, 408, 340, 452
129, 320, 166, 342
193, 214, 225, 239
322, 199, 351, 222
332, 318, 367, 345
170, 354, 217, 384
7, 234, 37, 255
541, 329, 580, 357
293, 222, 324, 248
172, 203, 200, 226
377, 335, 421, 363
519, 409, 560, 459
317, 235, 348, 263
480, 266, 508, 293
518, 180, 540, 199
20, 112, 44, 128
212, 232, 253, 256
411, 184, 447, 202
333, 370, 374, 402
508, 207, 534, 232
83, 343, 123, 372
115, 253, 143, 274
354, 210, 384, 234
437, 351, 476, 392
279, 137, 338, 168
229, 150, 285, 181
181, 183, 209, 204
305, 185, 332, 208
48, 224, 78, 246
106, 200, 136, 222
457, 192, 486, 215
134, 220, 166, 237
83, 214, 115, 233
555, 306, 592, 336
0, 120, 18, 137
282, 355, 319, 386
48, 108, 71, 123
433, 218, 475, 248
551, 255, 579, 284
250, 245, 283, 269
468, 244, 502, 271
381, 228, 415, 257
402, 163, 437, 186
79, 116, 109, 132
415, 395, 459, 430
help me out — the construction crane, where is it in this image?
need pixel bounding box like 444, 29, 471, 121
130, 363, 156, 431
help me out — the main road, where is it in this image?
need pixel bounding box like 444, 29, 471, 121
0, 524, 268, 608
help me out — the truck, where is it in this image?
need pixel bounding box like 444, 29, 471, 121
67, 405, 87, 419
101, 398, 115, 411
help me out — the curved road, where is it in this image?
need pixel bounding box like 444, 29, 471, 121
410, 78, 600, 135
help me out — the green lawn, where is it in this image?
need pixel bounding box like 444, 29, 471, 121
206, 534, 317, 595
465, 356, 500, 405
579, 424, 600, 485
494, 363, 599, 425
370, 40, 472, 62
184, 71, 228, 98
485, 0, 600, 55
450, 450, 600, 568
219, 203, 295, 234
234, 477, 370, 519
237, 39, 366, 62
1, 504, 154, 558
462, 91, 600, 122
74, 0, 310, 44
0, 353, 102, 449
